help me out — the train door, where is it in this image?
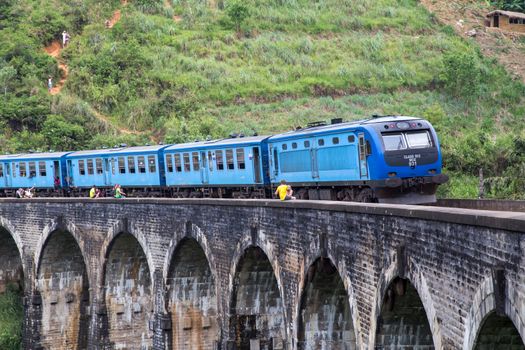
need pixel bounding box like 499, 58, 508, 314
53, 161, 60, 184
269, 146, 278, 182
253, 147, 262, 183
311, 139, 319, 179
200, 151, 209, 184
67, 160, 74, 186
104, 158, 111, 185
4, 163, 11, 187
358, 133, 368, 178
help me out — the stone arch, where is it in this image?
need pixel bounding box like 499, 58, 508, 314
34, 226, 90, 349
227, 235, 287, 349
463, 275, 525, 350
101, 230, 154, 349
296, 256, 358, 349
0, 216, 24, 260
0, 221, 25, 292
370, 253, 442, 350
165, 237, 219, 350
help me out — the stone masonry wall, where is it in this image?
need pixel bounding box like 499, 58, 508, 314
0, 198, 522, 350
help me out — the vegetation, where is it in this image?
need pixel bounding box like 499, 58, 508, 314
491, 0, 525, 11
0, 0, 524, 198
0, 285, 23, 350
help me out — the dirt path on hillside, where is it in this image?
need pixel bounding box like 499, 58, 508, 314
44, 41, 68, 95
420, 0, 525, 82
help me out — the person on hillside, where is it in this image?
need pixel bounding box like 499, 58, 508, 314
105, 20, 111, 28
47, 76, 53, 91
274, 179, 296, 201
114, 184, 126, 199
62, 31, 70, 47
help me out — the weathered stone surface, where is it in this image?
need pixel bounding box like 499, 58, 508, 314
0, 198, 522, 350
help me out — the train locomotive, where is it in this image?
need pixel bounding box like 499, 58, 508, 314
0, 115, 448, 204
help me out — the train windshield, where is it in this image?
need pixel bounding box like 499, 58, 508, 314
382, 131, 432, 151
406, 131, 432, 148
382, 133, 407, 151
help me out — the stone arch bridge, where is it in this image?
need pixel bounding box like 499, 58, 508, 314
0, 198, 523, 350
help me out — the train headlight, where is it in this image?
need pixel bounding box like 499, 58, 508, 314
388, 172, 397, 177
396, 122, 410, 129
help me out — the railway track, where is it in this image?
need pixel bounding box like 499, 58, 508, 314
427, 198, 525, 212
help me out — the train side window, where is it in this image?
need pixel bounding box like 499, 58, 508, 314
366, 141, 372, 155
0, 164, 3, 177
166, 155, 173, 172
174, 154, 182, 172
148, 155, 156, 173
226, 149, 234, 170
292, 142, 297, 149
12, 164, 16, 178
216, 150, 224, 170
87, 159, 94, 175
304, 140, 310, 148
111, 159, 116, 175
138, 156, 146, 173
183, 153, 191, 172
192, 152, 200, 171
29, 162, 36, 177
332, 137, 339, 145
348, 135, 355, 143
78, 160, 85, 175
127, 157, 135, 174
318, 139, 325, 146
273, 148, 279, 172
39, 162, 46, 176
236, 148, 245, 169
96, 158, 104, 174
118, 157, 126, 174
208, 151, 214, 171
282, 144, 288, 151
19, 162, 27, 177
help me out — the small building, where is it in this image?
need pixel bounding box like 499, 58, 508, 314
486, 10, 525, 33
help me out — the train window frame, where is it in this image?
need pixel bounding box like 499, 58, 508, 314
348, 135, 355, 143
292, 142, 297, 149
118, 157, 126, 174
236, 148, 245, 170
282, 144, 288, 151
28, 161, 36, 178
78, 160, 85, 176
332, 137, 339, 145
87, 159, 94, 175
208, 151, 214, 171
148, 155, 156, 173
304, 140, 310, 148
127, 157, 135, 174
174, 154, 182, 172
226, 149, 234, 170
183, 153, 191, 172
96, 158, 104, 174
216, 150, 224, 170
382, 133, 407, 151
318, 139, 325, 146
192, 152, 200, 171
0, 164, 3, 177
166, 154, 173, 173
138, 156, 146, 173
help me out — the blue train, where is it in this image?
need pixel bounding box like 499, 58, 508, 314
0, 115, 448, 204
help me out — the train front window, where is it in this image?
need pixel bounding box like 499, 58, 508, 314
406, 131, 432, 148
382, 133, 407, 151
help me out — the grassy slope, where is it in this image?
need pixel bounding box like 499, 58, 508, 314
1, 0, 524, 197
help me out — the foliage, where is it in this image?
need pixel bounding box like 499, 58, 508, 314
225, 0, 250, 32
0, 284, 23, 350
491, 0, 525, 11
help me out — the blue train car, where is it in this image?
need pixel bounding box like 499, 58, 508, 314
0, 152, 70, 196
163, 136, 270, 198
267, 116, 447, 204
65, 145, 169, 196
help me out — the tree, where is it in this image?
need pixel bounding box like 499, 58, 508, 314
226, 0, 250, 33
41, 115, 87, 151
0, 65, 16, 97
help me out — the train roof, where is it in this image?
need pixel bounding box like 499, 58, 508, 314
0, 151, 71, 161
66, 145, 169, 158
165, 135, 269, 152
268, 115, 422, 141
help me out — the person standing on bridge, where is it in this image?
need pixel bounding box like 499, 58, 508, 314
275, 180, 296, 201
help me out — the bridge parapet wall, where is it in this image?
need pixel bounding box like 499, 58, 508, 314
0, 198, 522, 350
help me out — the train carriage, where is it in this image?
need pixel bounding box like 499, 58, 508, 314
0, 152, 70, 196
163, 136, 270, 198
65, 145, 169, 196
267, 116, 447, 204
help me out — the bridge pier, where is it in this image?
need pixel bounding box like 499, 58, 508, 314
0, 198, 522, 350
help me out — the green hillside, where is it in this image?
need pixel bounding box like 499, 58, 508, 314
0, 0, 524, 198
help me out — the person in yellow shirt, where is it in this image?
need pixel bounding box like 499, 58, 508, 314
274, 180, 296, 201
89, 185, 97, 198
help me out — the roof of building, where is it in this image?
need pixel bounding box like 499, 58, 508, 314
487, 10, 525, 20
